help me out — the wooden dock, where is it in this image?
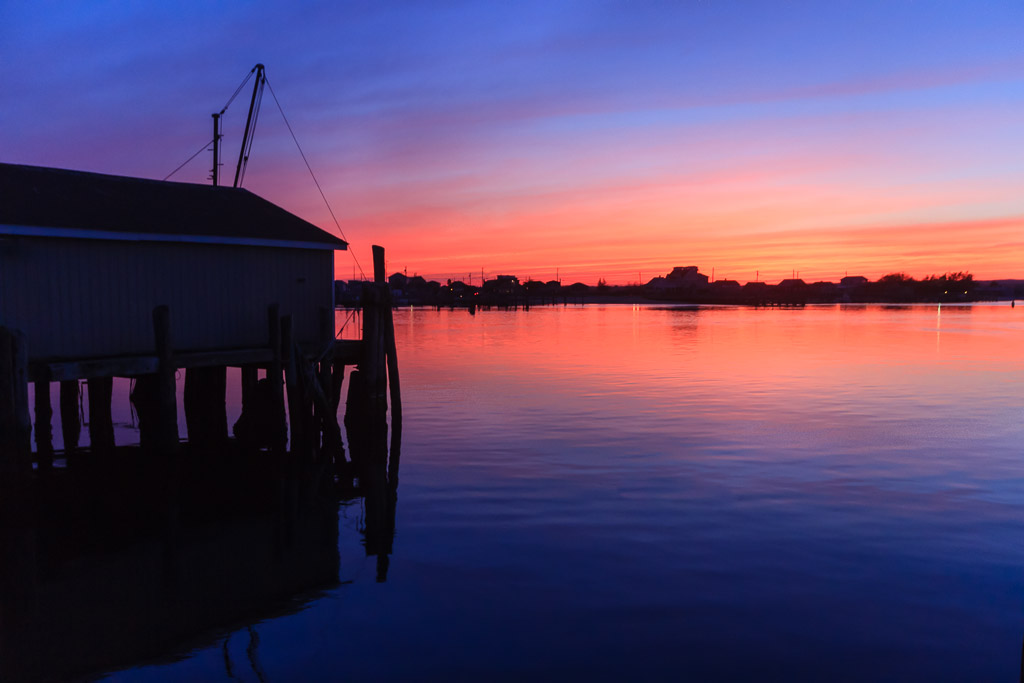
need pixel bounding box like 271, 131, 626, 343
0, 245, 399, 482
0, 246, 403, 680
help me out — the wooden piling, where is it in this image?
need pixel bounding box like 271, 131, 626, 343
59, 380, 80, 460
373, 246, 386, 285
317, 307, 340, 460
87, 377, 115, 456
343, 369, 367, 467
383, 298, 402, 429
305, 361, 343, 461
0, 328, 16, 469
330, 360, 345, 412
267, 304, 286, 454
208, 367, 227, 445
363, 246, 388, 409
281, 315, 304, 456
369, 245, 401, 435
184, 367, 227, 450
361, 284, 384, 409
184, 370, 201, 447
241, 365, 258, 414
152, 305, 178, 455
11, 331, 30, 466
33, 376, 53, 472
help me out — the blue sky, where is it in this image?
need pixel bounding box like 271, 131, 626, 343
3, 1, 1023, 282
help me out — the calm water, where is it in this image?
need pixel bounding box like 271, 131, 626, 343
100, 303, 1024, 681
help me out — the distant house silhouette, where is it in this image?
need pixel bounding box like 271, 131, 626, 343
775, 278, 809, 304
840, 275, 868, 288
388, 272, 409, 295
710, 279, 741, 296
741, 281, 770, 304
483, 275, 520, 296
646, 266, 709, 292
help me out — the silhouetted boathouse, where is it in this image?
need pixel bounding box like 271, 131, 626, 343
0, 162, 396, 467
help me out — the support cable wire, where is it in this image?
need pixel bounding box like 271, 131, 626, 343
264, 75, 366, 280
164, 137, 215, 181
221, 67, 257, 114
165, 66, 367, 279
163, 66, 258, 181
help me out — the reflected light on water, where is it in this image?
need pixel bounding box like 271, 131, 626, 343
83, 303, 1024, 681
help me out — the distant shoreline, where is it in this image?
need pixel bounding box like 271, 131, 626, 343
355, 298, 1017, 310
337, 270, 1024, 309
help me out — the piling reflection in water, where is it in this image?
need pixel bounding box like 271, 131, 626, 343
0, 408, 400, 682
344, 375, 401, 583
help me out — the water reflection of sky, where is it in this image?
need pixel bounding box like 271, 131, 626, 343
107, 304, 1024, 681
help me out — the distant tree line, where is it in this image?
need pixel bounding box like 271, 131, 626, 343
335, 268, 1023, 308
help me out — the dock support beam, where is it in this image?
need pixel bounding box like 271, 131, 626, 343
87, 377, 115, 456
241, 365, 258, 414
268, 304, 286, 454
317, 307, 344, 465
348, 245, 400, 476
282, 315, 304, 456
0, 328, 31, 475
361, 246, 388, 411
34, 375, 53, 473
184, 367, 227, 450
11, 332, 30, 470
153, 305, 178, 456
383, 297, 402, 432
59, 380, 80, 463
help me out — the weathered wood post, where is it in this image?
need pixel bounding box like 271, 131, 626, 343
317, 306, 334, 455
59, 380, 80, 461
153, 305, 178, 455
373, 244, 386, 287
267, 304, 286, 454
0, 327, 32, 475
0, 328, 16, 470
209, 367, 227, 445
183, 372, 202, 448
33, 373, 53, 472
241, 365, 258, 414
361, 283, 382, 411
383, 299, 402, 431
11, 331, 30, 468
87, 377, 115, 456
184, 367, 227, 450
366, 246, 388, 410
368, 246, 402, 436
281, 315, 304, 456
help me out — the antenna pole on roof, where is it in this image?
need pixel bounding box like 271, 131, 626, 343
211, 113, 222, 186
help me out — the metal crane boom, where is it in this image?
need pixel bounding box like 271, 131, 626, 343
234, 63, 265, 188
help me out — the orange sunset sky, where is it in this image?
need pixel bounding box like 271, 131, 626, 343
3, 2, 1023, 284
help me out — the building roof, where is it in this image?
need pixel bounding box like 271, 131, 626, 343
0, 162, 347, 250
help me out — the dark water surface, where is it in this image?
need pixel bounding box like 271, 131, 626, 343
102, 304, 1024, 681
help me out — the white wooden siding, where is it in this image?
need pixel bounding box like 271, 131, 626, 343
0, 237, 333, 360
